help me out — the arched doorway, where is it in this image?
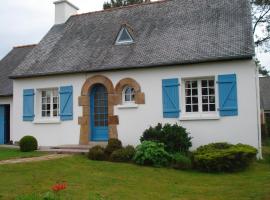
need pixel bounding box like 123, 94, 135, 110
90, 84, 109, 141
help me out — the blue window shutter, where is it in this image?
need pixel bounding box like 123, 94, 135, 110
60, 86, 73, 121
162, 78, 180, 118
218, 74, 238, 116
23, 89, 35, 121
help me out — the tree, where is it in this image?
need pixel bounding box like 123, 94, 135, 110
251, 0, 270, 75
103, 0, 150, 10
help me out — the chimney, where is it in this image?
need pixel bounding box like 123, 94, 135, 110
54, 0, 79, 25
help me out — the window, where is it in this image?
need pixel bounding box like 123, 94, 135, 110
41, 89, 59, 118
123, 86, 135, 103
115, 27, 134, 45
184, 78, 216, 114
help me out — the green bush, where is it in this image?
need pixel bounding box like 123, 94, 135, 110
88, 145, 106, 161
19, 136, 38, 152
140, 123, 192, 154
133, 141, 171, 167
171, 153, 192, 170
105, 138, 122, 155
110, 145, 135, 162
193, 142, 258, 172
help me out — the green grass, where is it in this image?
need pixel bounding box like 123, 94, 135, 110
0, 147, 46, 161
0, 154, 270, 200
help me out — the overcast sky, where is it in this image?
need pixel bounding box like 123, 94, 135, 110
0, 0, 269, 68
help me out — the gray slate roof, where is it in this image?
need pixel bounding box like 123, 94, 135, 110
260, 77, 270, 111
0, 46, 35, 96
11, 0, 254, 78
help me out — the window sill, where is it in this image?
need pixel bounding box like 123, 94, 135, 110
33, 118, 61, 124
179, 114, 220, 121
116, 104, 139, 109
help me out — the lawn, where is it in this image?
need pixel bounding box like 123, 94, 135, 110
0, 154, 269, 200
0, 147, 46, 161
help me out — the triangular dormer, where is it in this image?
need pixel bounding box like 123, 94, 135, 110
115, 26, 134, 45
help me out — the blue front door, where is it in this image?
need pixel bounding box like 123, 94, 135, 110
0, 106, 5, 144
90, 84, 109, 141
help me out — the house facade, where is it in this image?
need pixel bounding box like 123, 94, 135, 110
0, 0, 262, 154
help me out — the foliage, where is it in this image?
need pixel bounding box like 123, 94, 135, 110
105, 139, 122, 155
88, 146, 106, 161
19, 136, 38, 152
140, 123, 192, 154
171, 153, 192, 170
251, 0, 270, 50
193, 143, 258, 172
103, 0, 149, 9
255, 58, 269, 76
133, 141, 171, 167
110, 145, 135, 162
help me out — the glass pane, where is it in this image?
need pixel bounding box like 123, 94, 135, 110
202, 104, 208, 112
118, 28, 133, 42
209, 80, 214, 87
186, 105, 191, 112
186, 97, 191, 104
42, 91, 46, 97
209, 96, 215, 103
210, 104, 216, 111
202, 96, 208, 103
201, 80, 208, 87
192, 97, 198, 104
185, 81, 191, 88
42, 111, 46, 117
47, 104, 50, 110
47, 97, 50, 103
192, 89, 198, 96
209, 88, 215, 95
42, 105, 46, 110
192, 81, 197, 88
202, 88, 208, 95
193, 105, 199, 112
185, 89, 191, 96
53, 89, 58, 96
53, 110, 58, 117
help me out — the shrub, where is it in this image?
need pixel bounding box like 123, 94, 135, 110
19, 136, 38, 152
105, 138, 122, 155
110, 145, 136, 162
88, 145, 106, 161
140, 123, 192, 154
171, 153, 192, 170
193, 142, 258, 172
133, 141, 171, 167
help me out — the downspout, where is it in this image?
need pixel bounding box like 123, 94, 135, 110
255, 59, 262, 159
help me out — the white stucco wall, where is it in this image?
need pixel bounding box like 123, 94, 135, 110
0, 97, 13, 141
12, 60, 261, 152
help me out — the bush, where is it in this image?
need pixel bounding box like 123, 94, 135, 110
193, 142, 258, 172
19, 136, 38, 152
140, 123, 192, 154
171, 153, 192, 170
133, 141, 171, 167
88, 145, 106, 161
110, 145, 136, 162
105, 138, 122, 155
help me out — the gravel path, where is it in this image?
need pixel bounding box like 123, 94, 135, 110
0, 154, 70, 165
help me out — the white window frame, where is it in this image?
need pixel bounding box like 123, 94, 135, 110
34, 88, 61, 124
115, 27, 134, 45
180, 76, 220, 121
122, 86, 136, 104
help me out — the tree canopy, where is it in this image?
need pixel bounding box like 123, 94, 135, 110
103, 0, 150, 10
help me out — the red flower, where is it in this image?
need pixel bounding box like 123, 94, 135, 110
51, 182, 67, 192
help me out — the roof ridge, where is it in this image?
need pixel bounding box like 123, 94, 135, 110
14, 44, 37, 49
72, 0, 169, 18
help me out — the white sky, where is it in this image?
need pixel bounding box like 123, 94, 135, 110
0, 0, 269, 68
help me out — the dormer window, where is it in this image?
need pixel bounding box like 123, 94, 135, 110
115, 27, 134, 45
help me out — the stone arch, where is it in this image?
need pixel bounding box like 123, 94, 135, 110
78, 75, 118, 145
115, 78, 145, 105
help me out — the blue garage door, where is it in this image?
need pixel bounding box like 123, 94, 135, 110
0, 106, 5, 144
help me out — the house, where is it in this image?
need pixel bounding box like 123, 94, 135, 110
0, 0, 262, 154
260, 77, 270, 137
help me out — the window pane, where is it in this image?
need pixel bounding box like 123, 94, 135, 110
185, 81, 191, 88
192, 81, 197, 88
186, 105, 192, 112
193, 105, 199, 112
186, 97, 191, 104
192, 89, 198, 95
201, 80, 208, 87
209, 96, 215, 103
209, 80, 214, 87
202, 96, 208, 103
210, 104, 216, 111
202, 88, 208, 95
209, 88, 215, 95
185, 89, 191, 96
192, 97, 198, 104
202, 104, 208, 112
